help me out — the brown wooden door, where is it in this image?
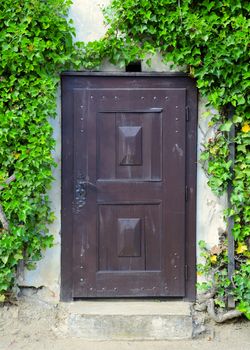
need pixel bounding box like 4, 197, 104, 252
61, 73, 197, 300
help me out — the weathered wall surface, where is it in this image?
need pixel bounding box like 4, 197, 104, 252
18, 0, 227, 301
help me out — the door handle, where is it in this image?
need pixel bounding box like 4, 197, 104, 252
75, 177, 97, 210
84, 181, 97, 189
75, 178, 87, 208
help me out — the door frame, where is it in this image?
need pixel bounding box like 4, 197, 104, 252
61, 72, 197, 301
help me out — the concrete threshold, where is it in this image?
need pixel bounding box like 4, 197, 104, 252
61, 300, 193, 341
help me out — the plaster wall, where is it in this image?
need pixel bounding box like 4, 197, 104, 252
18, 0, 227, 301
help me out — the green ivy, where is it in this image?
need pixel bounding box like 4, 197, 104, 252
233, 262, 250, 319
198, 239, 250, 319
80, 0, 250, 317
197, 239, 230, 309
0, 0, 83, 301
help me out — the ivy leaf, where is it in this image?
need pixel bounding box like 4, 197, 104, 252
236, 243, 248, 255
220, 121, 233, 132
210, 255, 217, 264
0, 295, 6, 302
1, 256, 8, 265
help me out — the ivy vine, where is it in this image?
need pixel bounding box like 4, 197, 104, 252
0, 0, 249, 319
0, 0, 83, 301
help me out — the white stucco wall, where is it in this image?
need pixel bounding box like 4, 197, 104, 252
18, 0, 227, 301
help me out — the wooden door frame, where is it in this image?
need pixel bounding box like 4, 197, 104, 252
61, 72, 197, 301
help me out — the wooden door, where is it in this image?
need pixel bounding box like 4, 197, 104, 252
61, 73, 197, 300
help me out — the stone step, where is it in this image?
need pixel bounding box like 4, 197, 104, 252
61, 300, 193, 340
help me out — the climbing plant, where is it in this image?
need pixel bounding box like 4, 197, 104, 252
0, 0, 83, 301
80, 0, 250, 318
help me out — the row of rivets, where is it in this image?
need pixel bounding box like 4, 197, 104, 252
77, 285, 169, 291
89, 96, 170, 100
173, 252, 178, 280
80, 105, 84, 132
175, 117, 179, 132
175, 107, 179, 133
79, 248, 84, 282
76, 286, 170, 292
76, 286, 164, 291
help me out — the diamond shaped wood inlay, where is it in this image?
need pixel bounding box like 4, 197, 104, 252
118, 126, 142, 165
117, 218, 141, 257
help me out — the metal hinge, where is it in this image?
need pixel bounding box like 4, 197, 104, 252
185, 186, 188, 201
185, 106, 190, 121
185, 264, 188, 280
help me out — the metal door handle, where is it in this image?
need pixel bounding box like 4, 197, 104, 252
84, 181, 97, 189
75, 178, 87, 208
75, 178, 97, 210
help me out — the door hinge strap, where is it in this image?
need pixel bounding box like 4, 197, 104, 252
185, 186, 188, 201
185, 264, 188, 280
186, 106, 190, 121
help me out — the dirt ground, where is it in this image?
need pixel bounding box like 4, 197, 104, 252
1, 324, 250, 350
0, 300, 249, 350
